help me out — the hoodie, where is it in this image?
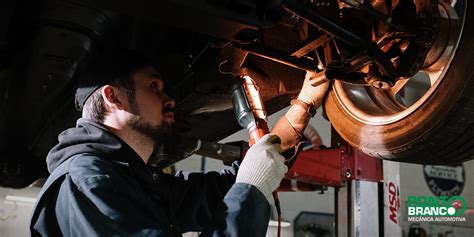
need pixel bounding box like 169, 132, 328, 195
30, 118, 271, 236
46, 118, 141, 173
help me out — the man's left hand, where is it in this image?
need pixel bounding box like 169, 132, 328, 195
297, 71, 330, 109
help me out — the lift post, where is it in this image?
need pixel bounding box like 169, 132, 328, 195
283, 136, 402, 236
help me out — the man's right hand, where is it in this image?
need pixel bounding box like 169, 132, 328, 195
236, 134, 287, 202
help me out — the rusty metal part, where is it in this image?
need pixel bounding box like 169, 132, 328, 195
326, 70, 367, 85
329, 0, 467, 126
290, 34, 332, 58
234, 42, 319, 72
309, 70, 331, 87
194, 141, 244, 165
324, 40, 349, 69
218, 47, 249, 75
366, 75, 393, 89
229, 0, 443, 93
282, 0, 366, 47
283, 0, 399, 85
392, 0, 440, 78
344, 0, 392, 23
366, 63, 394, 89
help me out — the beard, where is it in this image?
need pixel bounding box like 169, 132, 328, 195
126, 103, 196, 166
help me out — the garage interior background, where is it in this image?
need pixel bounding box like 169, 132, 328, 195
0, 0, 472, 236
0, 105, 472, 236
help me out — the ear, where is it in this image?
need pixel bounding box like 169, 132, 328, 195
101, 85, 126, 110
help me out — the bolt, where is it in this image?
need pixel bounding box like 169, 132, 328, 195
366, 65, 394, 90
345, 170, 352, 178
371, 80, 391, 90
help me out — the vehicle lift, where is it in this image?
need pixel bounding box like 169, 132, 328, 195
198, 127, 403, 237
282, 132, 403, 237
197, 75, 404, 237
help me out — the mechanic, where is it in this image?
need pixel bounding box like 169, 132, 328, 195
30, 50, 329, 236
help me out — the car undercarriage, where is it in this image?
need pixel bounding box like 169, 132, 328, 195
1, 0, 473, 187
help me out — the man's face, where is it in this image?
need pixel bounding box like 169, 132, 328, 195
123, 66, 177, 145
121, 66, 188, 162
129, 66, 175, 127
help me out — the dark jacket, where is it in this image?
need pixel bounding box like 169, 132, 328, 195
30, 118, 270, 236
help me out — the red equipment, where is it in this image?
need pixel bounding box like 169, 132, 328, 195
284, 144, 383, 188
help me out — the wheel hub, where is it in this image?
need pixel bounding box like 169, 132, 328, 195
333, 0, 466, 125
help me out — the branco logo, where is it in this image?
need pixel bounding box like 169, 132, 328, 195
407, 195, 466, 222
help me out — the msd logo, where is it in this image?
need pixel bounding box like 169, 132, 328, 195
388, 181, 400, 224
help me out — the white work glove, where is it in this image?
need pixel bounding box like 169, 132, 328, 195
236, 134, 288, 202
297, 71, 330, 109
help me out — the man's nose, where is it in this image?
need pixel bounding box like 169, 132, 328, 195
163, 93, 175, 109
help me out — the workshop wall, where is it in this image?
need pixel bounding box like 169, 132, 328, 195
0, 181, 42, 236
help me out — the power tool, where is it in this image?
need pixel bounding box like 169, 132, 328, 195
231, 75, 283, 237
231, 75, 270, 146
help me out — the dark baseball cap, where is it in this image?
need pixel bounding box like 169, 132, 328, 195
75, 49, 152, 111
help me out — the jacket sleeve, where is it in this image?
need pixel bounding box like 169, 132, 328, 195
158, 161, 271, 235
57, 156, 177, 236
200, 183, 271, 236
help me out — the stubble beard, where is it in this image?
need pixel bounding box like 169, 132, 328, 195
126, 102, 184, 164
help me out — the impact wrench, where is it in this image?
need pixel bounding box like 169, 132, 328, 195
231, 75, 283, 237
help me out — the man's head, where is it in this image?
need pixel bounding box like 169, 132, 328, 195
76, 50, 178, 160
80, 65, 175, 126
